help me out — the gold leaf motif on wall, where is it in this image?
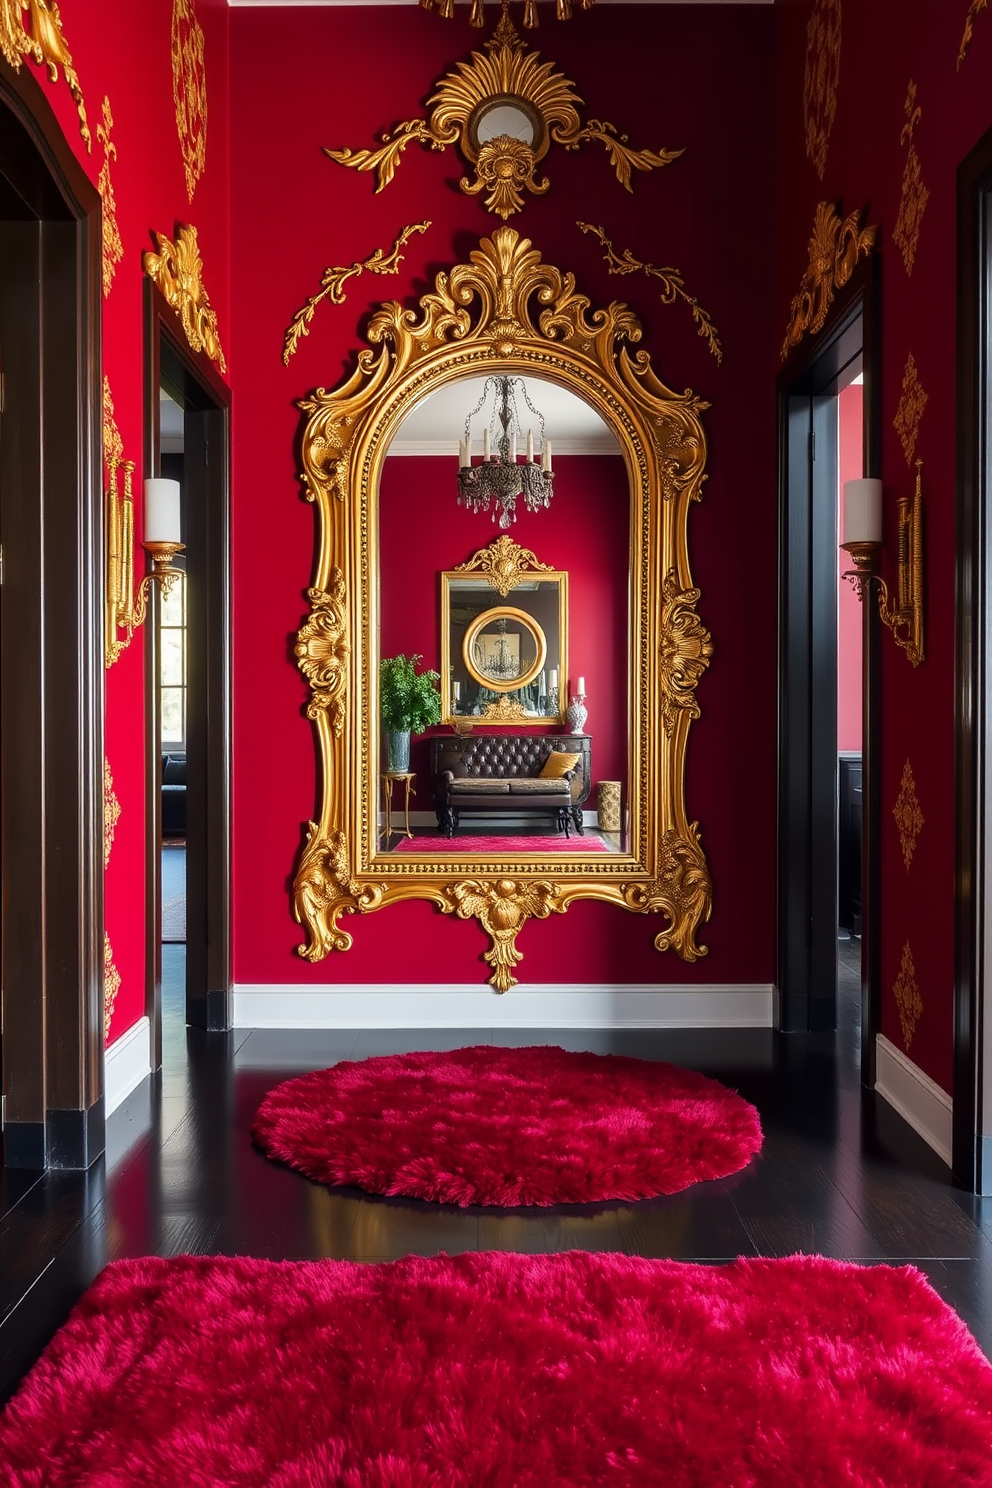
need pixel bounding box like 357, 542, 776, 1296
96, 97, 123, 298
892, 758, 924, 871
104, 757, 121, 868
102, 375, 123, 465
892, 82, 929, 277
144, 224, 226, 373
781, 201, 877, 360
958, 0, 987, 68
171, 0, 207, 203
803, 0, 842, 180
893, 352, 928, 468
0, 0, 90, 149
893, 939, 923, 1051
104, 931, 121, 1037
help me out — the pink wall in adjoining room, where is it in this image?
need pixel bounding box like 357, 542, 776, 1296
837, 383, 864, 754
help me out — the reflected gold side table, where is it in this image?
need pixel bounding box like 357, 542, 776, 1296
380, 771, 416, 844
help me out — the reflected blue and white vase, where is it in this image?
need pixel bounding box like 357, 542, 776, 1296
565, 696, 588, 734
386, 730, 411, 772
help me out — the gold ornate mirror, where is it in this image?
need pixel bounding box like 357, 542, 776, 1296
292, 226, 713, 990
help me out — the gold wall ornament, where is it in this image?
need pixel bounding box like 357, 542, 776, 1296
324, 14, 681, 220
171, 0, 207, 202
143, 224, 226, 374
97, 98, 122, 298
893, 939, 923, 1051
103, 377, 133, 668
893, 351, 928, 468
803, 0, 841, 180
893, 82, 929, 277
291, 225, 712, 989
103, 757, 121, 868
658, 570, 714, 736
103, 374, 123, 465
577, 221, 722, 364
0, 0, 90, 149
958, 0, 987, 67
442, 878, 564, 992
283, 221, 431, 365
841, 459, 925, 669
781, 201, 877, 360
455, 534, 553, 599
893, 758, 924, 872
481, 695, 529, 720
104, 932, 121, 1037
294, 576, 350, 735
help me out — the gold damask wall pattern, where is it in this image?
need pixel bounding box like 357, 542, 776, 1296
104, 757, 121, 868
893, 82, 929, 278
97, 98, 123, 298
893, 352, 928, 468
0, 0, 89, 148
292, 226, 712, 989
104, 932, 121, 1037
803, 0, 841, 181
283, 223, 432, 365
958, 0, 987, 68
325, 14, 681, 220
577, 222, 722, 364
893, 940, 923, 1051
143, 224, 226, 374
781, 202, 877, 360
893, 759, 924, 871
172, 0, 207, 202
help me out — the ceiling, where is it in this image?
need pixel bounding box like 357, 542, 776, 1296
229, 2, 772, 7
387, 375, 620, 456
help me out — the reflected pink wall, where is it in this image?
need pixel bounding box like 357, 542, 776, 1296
837, 384, 864, 754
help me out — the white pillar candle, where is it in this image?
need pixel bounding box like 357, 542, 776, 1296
548, 669, 558, 689
483, 427, 490, 459
510, 429, 517, 462
453, 680, 461, 701
143, 478, 181, 544
576, 676, 586, 695
842, 478, 882, 544
527, 429, 534, 461
459, 439, 470, 469
542, 439, 552, 471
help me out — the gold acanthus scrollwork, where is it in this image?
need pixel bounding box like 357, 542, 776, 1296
0, 0, 89, 149
455, 534, 553, 598
958, 0, 987, 68
442, 878, 564, 992
481, 696, 528, 720
781, 202, 878, 360
96, 98, 123, 298
104, 932, 121, 1037
103, 757, 121, 868
143, 224, 227, 374
292, 225, 711, 989
324, 13, 681, 220
294, 573, 349, 734
803, 0, 841, 181
172, 0, 207, 203
659, 570, 714, 737
293, 825, 385, 961
621, 826, 712, 963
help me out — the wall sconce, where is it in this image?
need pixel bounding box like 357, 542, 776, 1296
105, 466, 185, 667
840, 459, 924, 668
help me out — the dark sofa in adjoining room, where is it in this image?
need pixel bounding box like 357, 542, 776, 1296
162, 753, 186, 838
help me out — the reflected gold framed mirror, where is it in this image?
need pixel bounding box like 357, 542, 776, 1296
292, 227, 714, 991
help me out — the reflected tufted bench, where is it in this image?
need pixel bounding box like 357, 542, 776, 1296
430, 734, 591, 838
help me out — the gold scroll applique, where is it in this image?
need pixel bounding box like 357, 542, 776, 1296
958, 0, 987, 68
892, 81, 929, 277
172, 0, 207, 202
893, 352, 928, 468
143, 224, 226, 373
781, 201, 877, 360
104, 757, 121, 868
893, 940, 923, 1051
104, 931, 121, 1037
97, 98, 123, 297
803, 0, 842, 180
892, 758, 924, 871
0, 0, 90, 149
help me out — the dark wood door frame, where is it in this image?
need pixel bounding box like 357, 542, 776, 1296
0, 61, 103, 1168
144, 282, 231, 1058
955, 126, 992, 1193
778, 261, 882, 1077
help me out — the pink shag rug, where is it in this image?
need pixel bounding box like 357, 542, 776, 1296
1, 1252, 990, 1487
393, 834, 608, 852
251, 1044, 763, 1205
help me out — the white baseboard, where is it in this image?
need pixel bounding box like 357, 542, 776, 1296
231, 983, 776, 1030
875, 1034, 953, 1167
104, 1015, 151, 1116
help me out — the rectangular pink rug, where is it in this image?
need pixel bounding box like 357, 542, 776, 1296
393, 833, 608, 852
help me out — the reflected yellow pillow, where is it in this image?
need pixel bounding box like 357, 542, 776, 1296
539, 751, 581, 779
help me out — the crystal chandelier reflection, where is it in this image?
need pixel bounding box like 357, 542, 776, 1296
457, 376, 553, 530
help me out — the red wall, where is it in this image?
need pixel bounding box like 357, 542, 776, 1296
32, 0, 231, 1042
776, 0, 992, 1091
837, 383, 863, 753
228, 4, 780, 989
379, 455, 628, 790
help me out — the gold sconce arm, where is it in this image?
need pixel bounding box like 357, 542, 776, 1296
840, 459, 924, 668
105, 461, 185, 668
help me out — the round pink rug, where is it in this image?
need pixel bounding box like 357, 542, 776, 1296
251, 1044, 763, 1206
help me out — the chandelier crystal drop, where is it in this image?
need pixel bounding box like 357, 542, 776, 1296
456, 376, 554, 529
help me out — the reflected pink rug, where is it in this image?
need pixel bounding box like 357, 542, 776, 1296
2, 1252, 990, 1487
251, 1044, 763, 1205
393, 833, 607, 852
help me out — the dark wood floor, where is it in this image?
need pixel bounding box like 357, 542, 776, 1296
2, 934, 991, 1406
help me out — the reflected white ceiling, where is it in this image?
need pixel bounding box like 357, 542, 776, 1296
387, 375, 621, 456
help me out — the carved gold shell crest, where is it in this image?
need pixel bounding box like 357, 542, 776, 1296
781, 202, 877, 360
0, 0, 90, 149
291, 226, 712, 991
143, 224, 227, 374
325, 14, 681, 220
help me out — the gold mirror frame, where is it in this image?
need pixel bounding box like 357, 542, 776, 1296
292, 226, 714, 991
463, 605, 548, 692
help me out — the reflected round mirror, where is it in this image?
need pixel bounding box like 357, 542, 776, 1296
472, 99, 538, 148
463, 605, 547, 691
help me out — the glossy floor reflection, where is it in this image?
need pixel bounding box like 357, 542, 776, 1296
2, 941, 992, 1404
